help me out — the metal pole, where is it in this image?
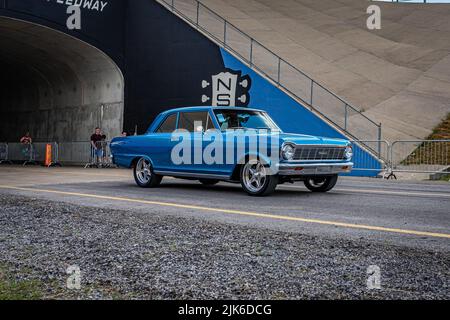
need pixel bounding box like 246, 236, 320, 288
250, 38, 253, 67
277, 58, 281, 84
310, 80, 314, 106
196, 1, 200, 26
344, 104, 348, 131
223, 21, 227, 47
390, 142, 393, 171
377, 124, 382, 158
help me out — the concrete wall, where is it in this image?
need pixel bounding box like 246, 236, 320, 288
0, 17, 124, 143
199, 0, 450, 143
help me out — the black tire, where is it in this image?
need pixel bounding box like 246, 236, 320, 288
199, 179, 220, 186
133, 158, 162, 188
240, 160, 278, 196
304, 175, 338, 193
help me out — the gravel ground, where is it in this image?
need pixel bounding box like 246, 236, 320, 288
0, 193, 448, 300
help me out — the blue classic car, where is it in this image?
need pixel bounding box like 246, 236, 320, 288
110, 107, 353, 196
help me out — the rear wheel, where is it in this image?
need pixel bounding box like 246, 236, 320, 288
133, 158, 162, 188
240, 159, 278, 196
199, 179, 220, 186
304, 175, 338, 193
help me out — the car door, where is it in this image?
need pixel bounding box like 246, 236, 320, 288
175, 111, 210, 174
203, 111, 235, 176
149, 112, 180, 171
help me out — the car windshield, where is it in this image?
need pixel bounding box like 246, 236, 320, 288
213, 110, 280, 131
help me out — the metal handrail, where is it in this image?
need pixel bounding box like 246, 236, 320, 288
371, 1, 441, 3
156, 0, 382, 146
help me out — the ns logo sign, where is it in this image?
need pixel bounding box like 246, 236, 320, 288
201, 69, 252, 107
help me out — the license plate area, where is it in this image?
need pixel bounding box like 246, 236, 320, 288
316, 166, 332, 174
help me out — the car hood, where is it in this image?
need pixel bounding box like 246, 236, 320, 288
278, 132, 349, 146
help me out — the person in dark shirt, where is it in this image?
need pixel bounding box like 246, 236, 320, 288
90, 128, 104, 165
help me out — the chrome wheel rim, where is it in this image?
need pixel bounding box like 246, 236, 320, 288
136, 158, 152, 184
307, 178, 326, 188
243, 160, 267, 193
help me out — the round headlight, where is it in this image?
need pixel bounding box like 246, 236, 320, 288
281, 144, 295, 160
345, 145, 353, 160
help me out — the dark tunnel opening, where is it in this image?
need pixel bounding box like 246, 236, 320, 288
0, 16, 124, 143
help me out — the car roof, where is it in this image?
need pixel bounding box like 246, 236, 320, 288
148, 106, 269, 133
160, 106, 265, 115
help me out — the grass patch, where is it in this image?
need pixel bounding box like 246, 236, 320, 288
437, 174, 450, 182
426, 113, 450, 140
401, 113, 450, 166
0, 263, 132, 300
0, 267, 44, 300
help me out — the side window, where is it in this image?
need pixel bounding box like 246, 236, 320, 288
206, 113, 216, 131
157, 114, 177, 133
178, 112, 208, 132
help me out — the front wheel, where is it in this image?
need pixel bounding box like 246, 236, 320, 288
304, 175, 338, 193
133, 158, 162, 188
240, 159, 278, 196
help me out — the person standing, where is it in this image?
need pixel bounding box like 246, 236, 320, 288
90, 128, 104, 166
20, 132, 33, 158
20, 132, 32, 145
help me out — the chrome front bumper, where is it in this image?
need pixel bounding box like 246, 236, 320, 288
277, 162, 353, 176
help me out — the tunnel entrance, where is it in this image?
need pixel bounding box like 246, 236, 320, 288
0, 16, 124, 143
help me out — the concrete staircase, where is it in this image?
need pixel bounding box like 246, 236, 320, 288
191, 0, 450, 144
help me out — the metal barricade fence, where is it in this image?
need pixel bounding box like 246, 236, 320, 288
0, 143, 11, 164
31, 142, 60, 167
58, 142, 91, 166
391, 140, 450, 174
1, 141, 114, 167
101, 141, 115, 167
58, 141, 115, 167
7, 143, 37, 165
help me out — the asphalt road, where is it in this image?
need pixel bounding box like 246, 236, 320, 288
0, 166, 449, 252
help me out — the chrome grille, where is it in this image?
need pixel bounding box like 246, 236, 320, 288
293, 146, 346, 161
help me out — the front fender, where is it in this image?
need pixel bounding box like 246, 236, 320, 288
237, 152, 278, 167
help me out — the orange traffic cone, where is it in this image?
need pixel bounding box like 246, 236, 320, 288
45, 144, 52, 167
